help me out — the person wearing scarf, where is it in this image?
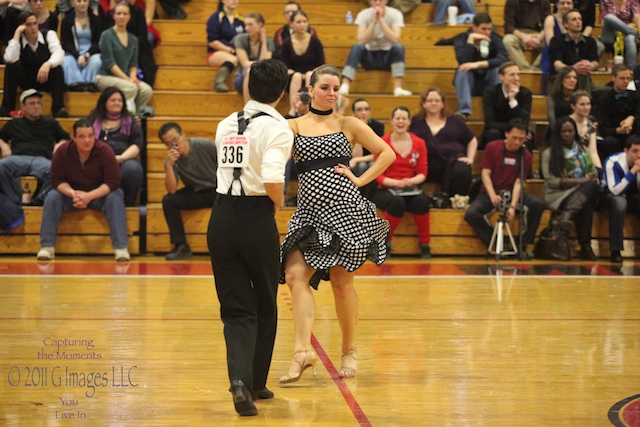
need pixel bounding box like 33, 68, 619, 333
88, 86, 144, 206
541, 116, 600, 259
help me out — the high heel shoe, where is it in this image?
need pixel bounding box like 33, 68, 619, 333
279, 348, 318, 384
338, 348, 357, 378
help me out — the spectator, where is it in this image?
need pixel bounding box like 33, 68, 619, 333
480, 62, 533, 148
1, 11, 68, 118
568, 89, 601, 168
103, 0, 158, 87
546, 66, 577, 134
350, 97, 385, 200
502, 0, 550, 70
96, 1, 153, 116
431, 0, 475, 25
88, 86, 144, 206
37, 118, 130, 261
280, 10, 324, 117
273, 1, 315, 55
207, 0, 244, 93
233, 12, 275, 104
464, 118, 544, 258
5, 0, 58, 44
374, 106, 431, 258
410, 88, 477, 197
549, 9, 600, 93
596, 64, 640, 162
541, 116, 600, 260
0, 89, 70, 206
60, 0, 104, 91
602, 134, 640, 263
453, 12, 507, 119
339, 0, 411, 97
600, 0, 640, 68
540, 0, 573, 90
159, 122, 218, 260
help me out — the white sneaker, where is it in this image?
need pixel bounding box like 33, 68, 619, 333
339, 83, 350, 95
114, 248, 130, 262
394, 87, 412, 96
37, 246, 55, 260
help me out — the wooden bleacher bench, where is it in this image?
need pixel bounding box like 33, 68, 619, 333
1, 207, 141, 255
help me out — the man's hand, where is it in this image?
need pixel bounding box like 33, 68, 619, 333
507, 83, 520, 101
166, 146, 180, 167
37, 62, 52, 83
467, 32, 490, 46
490, 193, 502, 206
1, 144, 11, 158
458, 62, 479, 72
506, 206, 516, 222
72, 190, 93, 209
632, 159, 640, 174
374, 5, 385, 21
574, 60, 591, 75
524, 34, 540, 49
12, 24, 26, 41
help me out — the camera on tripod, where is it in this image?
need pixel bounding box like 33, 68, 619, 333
497, 190, 512, 215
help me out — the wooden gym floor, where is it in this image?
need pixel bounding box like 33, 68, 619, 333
0, 255, 639, 426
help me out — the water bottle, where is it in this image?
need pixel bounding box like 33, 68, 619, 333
345, 11, 353, 24
22, 183, 31, 205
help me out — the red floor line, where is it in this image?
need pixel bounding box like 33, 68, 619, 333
311, 334, 371, 427
2, 317, 639, 322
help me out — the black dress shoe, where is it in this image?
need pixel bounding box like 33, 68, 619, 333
252, 388, 274, 400
580, 245, 597, 261
610, 251, 623, 263
230, 380, 258, 416
166, 243, 192, 260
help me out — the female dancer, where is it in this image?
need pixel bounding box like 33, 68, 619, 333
88, 86, 144, 206
280, 10, 325, 117
279, 64, 395, 382
409, 88, 477, 197
377, 106, 432, 258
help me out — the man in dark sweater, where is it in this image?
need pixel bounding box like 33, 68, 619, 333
597, 64, 640, 162
37, 118, 129, 261
1, 11, 68, 118
453, 13, 508, 119
480, 62, 533, 148
0, 89, 70, 206
159, 122, 218, 260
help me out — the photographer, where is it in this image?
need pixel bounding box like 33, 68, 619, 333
464, 118, 544, 258
159, 122, 218, 260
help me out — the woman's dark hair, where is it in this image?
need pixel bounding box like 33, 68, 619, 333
391, 105, 410, 119
548, 116, 579, 177
89, 86, 131, 120
290, 10, 308, 23
549, 66, 577, 102
570, 89, 590, 107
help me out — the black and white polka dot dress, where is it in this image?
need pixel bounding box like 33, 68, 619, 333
279, 132, 390, 289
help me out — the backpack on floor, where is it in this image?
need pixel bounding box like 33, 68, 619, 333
533, 222, 572, 261
0, 193, 24, 233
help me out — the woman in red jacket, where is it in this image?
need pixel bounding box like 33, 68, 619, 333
374, 106, 431, 258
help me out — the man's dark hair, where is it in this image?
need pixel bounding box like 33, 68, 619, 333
248, 59, 288, 103
562, 9, 581, 25
498, 61, 517, 75
625, 134, 640, 149
473, 12, 492, 26
158, 122, 182, 140
505, 118, 528, 133
351, 98, 369, 112
612, 63, 631, 77
73, 117, 94, 135
18, 11, 36, 25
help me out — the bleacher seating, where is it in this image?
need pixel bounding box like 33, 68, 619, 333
1, 1, 638, 258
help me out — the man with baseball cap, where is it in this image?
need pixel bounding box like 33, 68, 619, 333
0, 88, 71, 207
